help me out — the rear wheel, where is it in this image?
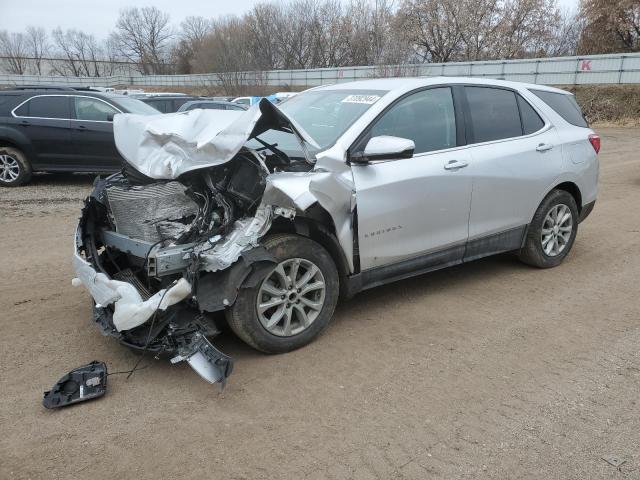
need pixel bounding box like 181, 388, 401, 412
226, 234, 339, 353
518, 189, 579, 268
0, 147, 32, 187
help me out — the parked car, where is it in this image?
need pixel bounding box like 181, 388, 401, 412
140, 94, 203, 113
0, 85, 159, 186
73, 77, 599, 385
177, 100, 249, 112
231, 96, 255, 106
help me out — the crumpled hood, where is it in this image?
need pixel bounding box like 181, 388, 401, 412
114, 98, 318, 180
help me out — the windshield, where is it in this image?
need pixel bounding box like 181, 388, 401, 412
251, 89, 387, 157
113, 97, 161, 115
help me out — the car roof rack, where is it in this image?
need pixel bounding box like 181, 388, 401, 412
6, 85, 76, 91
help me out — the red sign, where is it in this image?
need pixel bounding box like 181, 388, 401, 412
580, 60, 592, 71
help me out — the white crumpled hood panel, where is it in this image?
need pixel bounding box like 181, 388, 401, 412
114, 99, 319, 180
114, 107, 254, 179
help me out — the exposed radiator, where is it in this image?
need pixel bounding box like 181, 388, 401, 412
106, 182, 199, 243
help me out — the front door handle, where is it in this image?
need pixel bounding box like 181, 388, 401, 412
444, 159, 469, 170
536, 143, 554, 152
76, 125, 87, 132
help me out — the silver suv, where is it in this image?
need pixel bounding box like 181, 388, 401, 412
73, 77, 599, 385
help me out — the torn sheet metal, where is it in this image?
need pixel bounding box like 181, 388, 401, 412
261, 171, 318, 211
261, 160, 357, 273
197, 204, 278, 272
114, 98, 319, 180
308, 167, 357, 273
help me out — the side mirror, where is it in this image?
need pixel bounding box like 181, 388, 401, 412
351, 135, 415, 163
106, 113, 115, 122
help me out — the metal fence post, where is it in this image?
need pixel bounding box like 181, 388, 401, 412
618, 55, 625, 84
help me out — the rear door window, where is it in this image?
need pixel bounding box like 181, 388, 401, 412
368, 87, 457, 154
465, 87, 522, 143
15, 95, 70, 119
530, 90, 588, 127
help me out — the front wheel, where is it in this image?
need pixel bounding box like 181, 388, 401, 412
226, 234, 339, 353
518, 189, 579, 268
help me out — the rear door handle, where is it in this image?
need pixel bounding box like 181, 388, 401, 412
20, 120, 31, 127
444, 159, 469, 170
536, 143, 554, 152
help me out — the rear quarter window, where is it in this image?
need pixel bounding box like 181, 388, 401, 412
0, 94, 23, 117
14, 95, 70, 119
517, 95, 545, 134
530, 90, 588, 127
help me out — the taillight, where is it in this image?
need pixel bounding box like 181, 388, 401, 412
589, 134, 601, 154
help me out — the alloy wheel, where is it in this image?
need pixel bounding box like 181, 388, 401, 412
0, 154, 20, 183
256, 258, 326, 337
541, 203, 573, 257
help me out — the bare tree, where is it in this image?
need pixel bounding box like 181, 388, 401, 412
181, 16, 213, 47
112, 7, 173, 74
578, 0, 640, 54
398, 0, 464, 62
192, 15, 256, 93
453, 0, 504, 60
244, 3, 283, 69
51, 28, 104, 76
25, 26, 49, 74
171, 16, 213, 73
495, 0, 561, 59
0, 31, 29, 74
546, 9, 583, 57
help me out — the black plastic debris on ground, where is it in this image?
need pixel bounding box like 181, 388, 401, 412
43, 361, 107, 409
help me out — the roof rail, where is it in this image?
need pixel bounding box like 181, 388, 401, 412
73, 86, 103, 92
6, 85, 76, 91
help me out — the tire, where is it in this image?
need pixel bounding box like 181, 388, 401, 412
0, 147, 32, 187
518, 189, 579, 268
226, 234, 339, 354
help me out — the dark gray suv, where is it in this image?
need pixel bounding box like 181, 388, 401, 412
0, 85, 158, 186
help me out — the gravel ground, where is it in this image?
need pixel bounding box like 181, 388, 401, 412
1, 127, 639, 479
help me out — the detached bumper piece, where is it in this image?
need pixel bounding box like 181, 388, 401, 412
43, 361, 107, 409
171, 333, 233, 387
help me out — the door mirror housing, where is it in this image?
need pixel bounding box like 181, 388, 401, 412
352, 135, 415, 163
106, 113, 115, 122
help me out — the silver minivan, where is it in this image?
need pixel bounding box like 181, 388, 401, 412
73, 77, 599, 385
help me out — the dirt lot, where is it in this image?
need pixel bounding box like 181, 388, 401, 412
1, 127, 639, 479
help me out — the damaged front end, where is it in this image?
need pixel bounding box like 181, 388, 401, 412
71, 99, 333, 386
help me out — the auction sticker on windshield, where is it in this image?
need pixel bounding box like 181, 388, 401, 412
341, 94, 381, 104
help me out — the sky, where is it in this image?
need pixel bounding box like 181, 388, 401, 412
0, 0, 580, 39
